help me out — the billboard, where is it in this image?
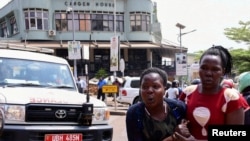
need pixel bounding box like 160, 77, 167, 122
175, 53, 187, 76
110, 36, 119, 71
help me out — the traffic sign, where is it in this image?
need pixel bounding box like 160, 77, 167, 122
102, 85, 118, 93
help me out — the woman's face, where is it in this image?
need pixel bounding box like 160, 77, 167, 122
199, 55, 224, 90
140, 73, 165, 107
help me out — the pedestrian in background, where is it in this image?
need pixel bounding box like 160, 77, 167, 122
238, 71, 250, 125
221, 78, 234, 88
97, 77, 107, 101
107, 76, 113, 97
107, 76, 112, 85
221, 78, 249, 119
77, 77, 87, 93
77, 77, 83, 93
178, 46, 245, 140
165, 81, 179, 99
112, 78, 121, 99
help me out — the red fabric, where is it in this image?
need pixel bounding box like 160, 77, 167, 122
180, 86, 245, 140
221, 79, 234, 88
240, 94, 250, 110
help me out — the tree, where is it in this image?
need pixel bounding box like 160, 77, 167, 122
192, 49, 250, 75
224, 20, 250, 74
224, 21, 250, 47
95, 68, 108, 79
230, 49, 250, 74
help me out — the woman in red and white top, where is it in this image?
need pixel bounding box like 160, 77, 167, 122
178, 46, 246, 141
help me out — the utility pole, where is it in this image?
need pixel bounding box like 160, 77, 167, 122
72, 0, 77, 79
175, 23, 196, 88
176, 23, 185, 53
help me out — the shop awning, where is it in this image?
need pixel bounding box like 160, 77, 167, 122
0, 41, 187, 54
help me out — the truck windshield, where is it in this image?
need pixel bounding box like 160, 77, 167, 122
0, 58, 75, 88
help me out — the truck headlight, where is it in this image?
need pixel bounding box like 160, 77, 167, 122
4, 105, 25, 122
92, 108, 110, 124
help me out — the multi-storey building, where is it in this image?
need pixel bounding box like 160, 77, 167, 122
0, 0, 187, 78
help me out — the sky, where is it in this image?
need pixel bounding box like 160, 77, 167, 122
1, 0, 250, 53
152, 0, 250, 53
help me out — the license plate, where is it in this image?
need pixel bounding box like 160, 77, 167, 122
44, 133, 82, 141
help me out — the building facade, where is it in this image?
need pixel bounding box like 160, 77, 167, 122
0, 0, 187, 78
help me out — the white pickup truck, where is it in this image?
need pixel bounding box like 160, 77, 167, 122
0, 48, 113, 141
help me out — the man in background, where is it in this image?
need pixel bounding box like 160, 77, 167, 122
77, 77, 87, 93
97, 77, 107, 101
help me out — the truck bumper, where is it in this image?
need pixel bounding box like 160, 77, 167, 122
0, 124, 113, 141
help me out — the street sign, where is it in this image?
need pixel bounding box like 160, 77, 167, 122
102, 85, 118, 93
68, 41, 81, 60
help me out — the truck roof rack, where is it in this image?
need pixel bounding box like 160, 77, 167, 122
0, 42, 54, 54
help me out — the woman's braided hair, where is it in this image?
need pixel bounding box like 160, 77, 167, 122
199, 45, 233, 76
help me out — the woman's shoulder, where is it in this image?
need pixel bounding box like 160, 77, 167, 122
182, 85, 198, 95
223, 88, 241, 100
127, 102, 144, 115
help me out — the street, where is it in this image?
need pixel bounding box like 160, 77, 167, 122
109, 114, 128, 141
107, 99, 128, 141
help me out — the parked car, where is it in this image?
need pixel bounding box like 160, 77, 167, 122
116, 76, 140, 106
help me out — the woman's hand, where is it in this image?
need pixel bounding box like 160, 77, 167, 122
162, 135, 175, 141
174, 132, 207, 141
175, 119, 191, 138
174, 132, 196, 141
162, 132, 197, 141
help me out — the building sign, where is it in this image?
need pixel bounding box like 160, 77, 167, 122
68, 41, 81, 60
65, 1, 114, 7
110, 36, 119, 72
175, 53, 187, 76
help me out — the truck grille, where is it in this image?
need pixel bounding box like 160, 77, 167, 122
26, 104, 82, 122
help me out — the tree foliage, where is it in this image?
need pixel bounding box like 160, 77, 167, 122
224, 20, 250, 74
224, 21, 250, 46
193, 48, 250, 75
230, 49, 250, 74
190, 21, 250, 76
95, 68, 108, 79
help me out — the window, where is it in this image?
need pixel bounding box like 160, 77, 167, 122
0, 58, 74, 87
92, 14, 104, 31
0, 22, 8, 37
79, 13, 91, 31
130, 80, 140, 88
9, 16, 18, 35
55, 12, 124, 32
67, 12, 79, 31
55, 13, 67, 31
116, 15, 124, 32
91, 14, 123, 32
130, 12, 150, 32
24, 9, 49, 30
